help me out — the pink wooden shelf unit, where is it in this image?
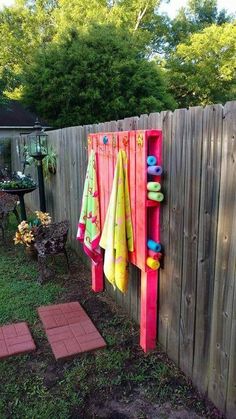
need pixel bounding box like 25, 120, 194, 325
87, 129, 163, 352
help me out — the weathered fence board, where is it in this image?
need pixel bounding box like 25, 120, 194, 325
208, 101, 236, 415
167, 108, 187, 364
193, 104, 223, 393
11, 101, 236, 418
227, 276, 236, 418
180, 106, 203, 377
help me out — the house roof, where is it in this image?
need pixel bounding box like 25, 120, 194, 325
0, 100, 50, 128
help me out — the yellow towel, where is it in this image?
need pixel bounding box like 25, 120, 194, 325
100, 150, 133, 293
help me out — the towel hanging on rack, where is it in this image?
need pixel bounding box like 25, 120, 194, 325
77, 150, 102, 264
100, 150, 134, 293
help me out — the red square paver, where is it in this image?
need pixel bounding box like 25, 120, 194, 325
38, 302, 106, 360
46, 323, 106, 360
37, 302, 87, 330
0, 322, 36, 360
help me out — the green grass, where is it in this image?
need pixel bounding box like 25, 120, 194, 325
0, 360, 72, 419
0, 218, 72, 418
0, 217, 219, 418
0, 215, 63, 325
0, 250, 62, 325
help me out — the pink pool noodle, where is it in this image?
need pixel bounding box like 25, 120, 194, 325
148, 250, 162, 260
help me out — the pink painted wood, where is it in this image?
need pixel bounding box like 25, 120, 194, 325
140, 269, 158, 351
135, 130, 148, 271
128, 131, 137, 265
91, 261, 104, 292
86, 129, 163, 352
141, 129, 162, 352
147, 129, 162, 248
89, 134, 104, 292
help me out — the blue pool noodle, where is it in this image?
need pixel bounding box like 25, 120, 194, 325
147, 165, 163, 176
147, 240, 162, 252
147, 155, 157, 166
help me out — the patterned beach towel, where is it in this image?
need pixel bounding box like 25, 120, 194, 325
77, 150, 102, 264
100, 150, 133, 293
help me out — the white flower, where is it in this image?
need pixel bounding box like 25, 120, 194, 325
16, 171, 26, 178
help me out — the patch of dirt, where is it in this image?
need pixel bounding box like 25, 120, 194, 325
88, 397, 203, 419
21, 249, 224, 418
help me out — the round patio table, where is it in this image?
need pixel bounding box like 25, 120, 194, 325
1, 187, 37, 221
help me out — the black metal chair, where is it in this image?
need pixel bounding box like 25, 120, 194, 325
34, 220, 70, 283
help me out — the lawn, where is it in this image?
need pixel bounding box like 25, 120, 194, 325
0, 218, 222, 419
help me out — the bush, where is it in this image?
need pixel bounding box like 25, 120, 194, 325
22, 24, 176, 127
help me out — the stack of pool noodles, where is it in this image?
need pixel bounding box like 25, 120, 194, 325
146, 156, 164, 269
147, 155, 164, 202
146, 240, 162, 270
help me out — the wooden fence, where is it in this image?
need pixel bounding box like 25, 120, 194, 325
11, 101, 236, 418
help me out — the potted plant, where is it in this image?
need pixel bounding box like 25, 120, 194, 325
14, 211, 52, 256
43, 146, 57, 180
0, 173, 37, 191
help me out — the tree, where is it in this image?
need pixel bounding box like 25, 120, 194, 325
2, 0, 234, 116
162, 0, 233, 54
0, 0, 57, 98
0, 80, 9, 106
166, 23, 236, 107
22, 25, 176, 127
52, 0, 164, 54
53, 0, 161, 34
0, 0, 166, 98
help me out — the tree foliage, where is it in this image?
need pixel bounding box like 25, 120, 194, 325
0, 0, 56, 97
0, 0, 235, 122
166, 23, 236, 107
22, 25, 176, 127
0, 80, 9, 106
163, 0, 233, 53
53, 0, 160, 35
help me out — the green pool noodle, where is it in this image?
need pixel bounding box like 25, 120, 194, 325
147, 182, 161, 192
148, 192, 164, 202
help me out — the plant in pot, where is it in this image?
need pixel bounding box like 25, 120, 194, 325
42, 146, 57, 180
0, 172, 37, 191
14, 211, 51, 257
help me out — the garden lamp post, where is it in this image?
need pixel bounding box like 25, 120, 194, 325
28, 119, 48, 212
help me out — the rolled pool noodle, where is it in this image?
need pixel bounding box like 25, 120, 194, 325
147, 165, 163, 176
148, 250, 162, 260
146, 257, 160, 270
147, 155, 157, 166
148, 192, 164, 202
147, 182, 161, 192
147, 240, 162, 252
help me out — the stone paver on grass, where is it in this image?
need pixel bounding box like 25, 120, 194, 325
37, 302, 87, 329
0, 322, 36, 360
38, 302, 106, 360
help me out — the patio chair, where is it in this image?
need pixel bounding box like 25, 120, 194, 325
34, 220, 70, 284
0, 192, 20, 243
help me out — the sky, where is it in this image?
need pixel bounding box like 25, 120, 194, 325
0, 0, 235, 17
159, 0, 236, 18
